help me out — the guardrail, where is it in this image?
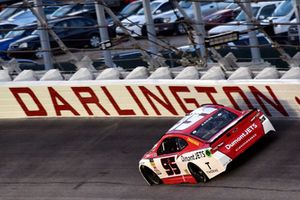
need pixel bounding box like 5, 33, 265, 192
0, 79, 299, 118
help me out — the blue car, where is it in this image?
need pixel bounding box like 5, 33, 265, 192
0, 23, 37, 60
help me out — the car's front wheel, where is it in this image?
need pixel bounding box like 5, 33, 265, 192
188, 163, 208, 183
176, 21, 187, 35
140, 166, 161, 185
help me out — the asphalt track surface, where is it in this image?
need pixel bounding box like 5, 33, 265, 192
0, 118, 299, 200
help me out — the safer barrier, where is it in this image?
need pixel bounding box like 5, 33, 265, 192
0, 79, 299, 118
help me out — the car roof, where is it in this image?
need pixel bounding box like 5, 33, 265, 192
48, 16, 95, 24
251, 1, 280, 7
166, 104, 244, 142
167, 104, 224, 134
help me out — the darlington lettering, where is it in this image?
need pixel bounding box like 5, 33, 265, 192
225, 123, 258, 150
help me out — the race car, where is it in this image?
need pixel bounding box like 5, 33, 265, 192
139, 104, 275, 185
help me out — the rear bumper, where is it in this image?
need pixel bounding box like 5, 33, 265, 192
260, 115, 276, 134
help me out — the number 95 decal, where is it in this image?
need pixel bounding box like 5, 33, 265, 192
161, 157, 181, 176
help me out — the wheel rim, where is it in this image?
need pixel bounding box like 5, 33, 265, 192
90, 35, 100, 48
148, 171, 160, 185
177, 23, 186, 34
35, 47, 43, 59
190, 165, 207, 183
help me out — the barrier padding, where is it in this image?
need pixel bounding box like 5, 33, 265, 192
0, 80, 299, 118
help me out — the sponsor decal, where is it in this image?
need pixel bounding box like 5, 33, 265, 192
205, 149, 212, 157
225, 123, 258, 150
205, 162, 219, 174
150, 158, 162, 175
187, 137, 200, 146
181, 151, 206, 162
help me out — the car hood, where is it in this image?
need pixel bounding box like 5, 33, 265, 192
208, 21, 247, 35
0, 37, 14, 49
122, 14, 145, 24
12, 34, 39, 44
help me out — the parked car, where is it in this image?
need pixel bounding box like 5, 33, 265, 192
209, 1, 280, 35
203, 3, 240, 30
7, 16, 101, 59
0, 0, 61, 20
6, 6, 59, 26
216, 33, 296, 68
0, 23, 37, 59
116, 0, 175, 37
262, 0, 295, 42
67, 3, 97, 19
108, 0, 144, 37
154, 0, 234, 35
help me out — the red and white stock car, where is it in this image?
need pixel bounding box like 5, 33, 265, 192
139, 104, 275, 185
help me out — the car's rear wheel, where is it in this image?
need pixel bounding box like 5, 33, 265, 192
140, 166, 161, 185
89, 34, 100, 48
188, 163, 208, 183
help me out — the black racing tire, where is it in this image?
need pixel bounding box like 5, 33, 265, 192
140, 166, 161, 185
141, 25, 147, 37
188, 163, 208, 183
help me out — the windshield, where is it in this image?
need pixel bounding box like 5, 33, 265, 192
191, 109, 238, 141
51, 5, 72, 17
10, 10, 33, 20
272, 0, 292, 17
137, 2, 160, 15
0, 7, 18, 20
235, 7, 259, 21
5, 29, 26, 38
179, 1, 192, 9
120, 2, 142, 16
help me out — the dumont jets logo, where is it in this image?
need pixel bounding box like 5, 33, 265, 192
225, 123, 258, 150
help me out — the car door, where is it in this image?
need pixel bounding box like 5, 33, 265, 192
152, 136, 188, 180
53, 20, 73, 47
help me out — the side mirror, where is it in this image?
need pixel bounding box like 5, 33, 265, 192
155, 9, 162, 14
259, 15, 265, 20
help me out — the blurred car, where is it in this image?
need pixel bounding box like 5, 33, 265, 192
216, 33, 296, 68
0, 0, 61, 20
203, 3, 240, 30
154, 0, 234, 35
209, 1, 280, 35
7, 16, 100, 59
6, 6, 59, 26
262, 0, 295, 42
139, 104, 275, 185
107, 0, 144, 37
67, 3, 97, 19
0, 23, 37, 59
116, 0, 174, 37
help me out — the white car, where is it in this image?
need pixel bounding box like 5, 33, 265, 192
209, 1, 281, 35
263, 0, 295, 38
154, 0, 234, 35
116, 0, 174, 37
